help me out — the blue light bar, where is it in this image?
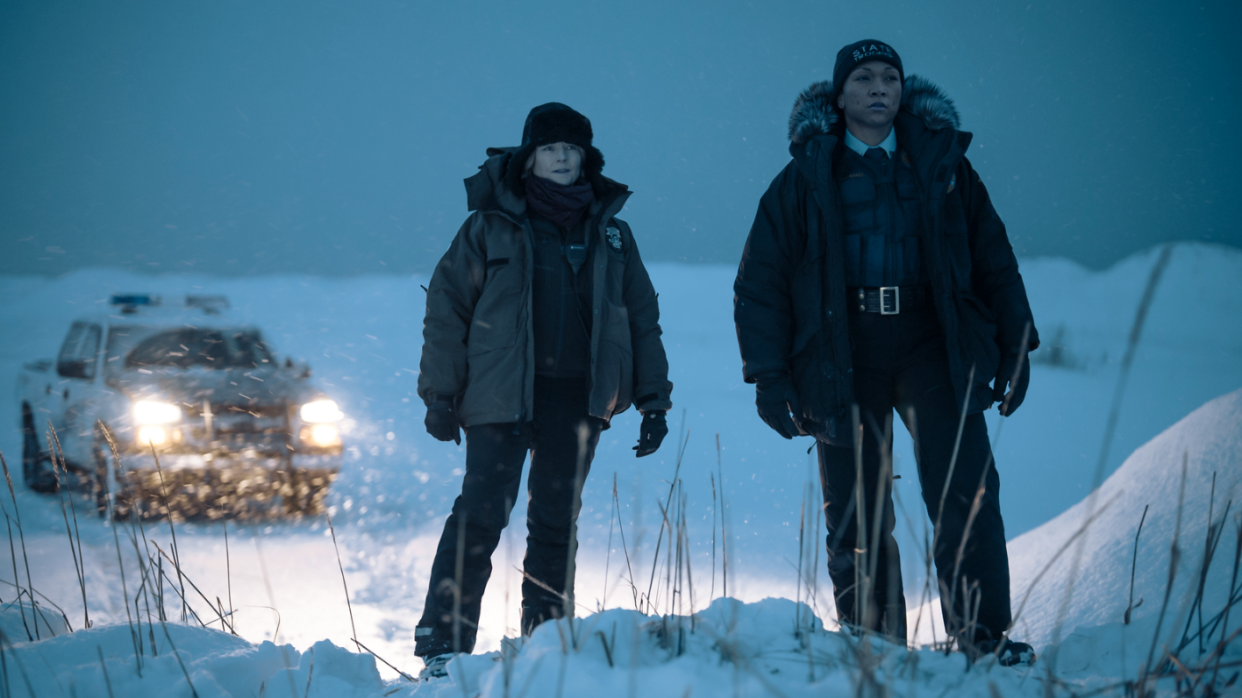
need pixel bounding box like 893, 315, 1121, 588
110, 294, 160, 307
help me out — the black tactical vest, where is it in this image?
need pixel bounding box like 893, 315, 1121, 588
837, 146, 925, 287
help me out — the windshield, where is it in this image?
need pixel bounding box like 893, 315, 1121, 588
107, 326, 274, 371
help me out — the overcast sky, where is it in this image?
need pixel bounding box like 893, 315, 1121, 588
2, 0, 1238, 276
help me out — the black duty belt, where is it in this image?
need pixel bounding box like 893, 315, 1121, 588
848, 285, 932, 315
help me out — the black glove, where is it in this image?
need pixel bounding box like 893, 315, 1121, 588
993, 352, 1030, 417
424, 401, 461, 445
755, 373, 804, 439
633, 411, 668, 458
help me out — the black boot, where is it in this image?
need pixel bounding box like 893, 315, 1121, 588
520, 603, 559, 637
975, 638, 1037, 667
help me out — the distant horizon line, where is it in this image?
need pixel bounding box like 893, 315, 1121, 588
1, 240, 1237, 279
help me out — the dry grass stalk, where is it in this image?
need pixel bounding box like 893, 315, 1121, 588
99, 422, 166, 660
96, 645, 116, 698
644, 426, 690, 614
1137, 456, 1188, 685
47, 426, 89, 629
127, 537, 154, 667
326, 512, 358, 646
512, 567, 594, 618
254, 535, 300, 698
946, 444, 995, 647
223, 515, 235, 634
796, 491, 806, 636
710, 472, 717, 602
1126, 504, 1150, 625
158, 617, 200, 698
611, 477, 639, 610
151, 557, 232, 632
1008, 490, 1121, 631
1047, 246, 1174, 684
302, 646, 316, 697
149, 443, 188, 622
1167, 503, 1240, 683
103, 464, 141, 668
1094, 244, 1173, 499
931, 364, 976, 564
1176, 484, 1232, 655
603, 475, 616, 609
0, 452, 40, 640
352, 638, 416, 682
1, 507, 33, 643
1209, 516, 1242, 689
716, 432, 728, 601
148, 545, 214, 629
0, 628, 39, 697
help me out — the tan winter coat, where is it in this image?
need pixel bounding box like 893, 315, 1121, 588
417, 149, 673, 427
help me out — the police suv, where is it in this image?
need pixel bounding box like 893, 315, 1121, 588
17, 294, 343, 519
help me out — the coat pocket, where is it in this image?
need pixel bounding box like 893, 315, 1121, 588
955, 292, 1000, 384
466, 315, 518, 356
598, 301, 635, 415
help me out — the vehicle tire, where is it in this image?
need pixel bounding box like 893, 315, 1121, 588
20, 406, 58, 493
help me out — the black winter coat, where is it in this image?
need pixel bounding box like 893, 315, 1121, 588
734, 76, 1039, 445
419, 149, 673, 427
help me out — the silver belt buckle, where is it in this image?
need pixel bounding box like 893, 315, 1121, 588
879, 286, 900, 315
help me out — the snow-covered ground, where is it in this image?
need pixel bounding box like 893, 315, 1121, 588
0, 242, 1239, 695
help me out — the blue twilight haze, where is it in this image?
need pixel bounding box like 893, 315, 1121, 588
1, 0, 1237, 275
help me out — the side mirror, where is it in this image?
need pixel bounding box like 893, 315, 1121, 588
57, 359, 93, 380
283, 357, 311, 379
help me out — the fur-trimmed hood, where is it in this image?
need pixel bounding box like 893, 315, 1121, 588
788, 74, 960, 145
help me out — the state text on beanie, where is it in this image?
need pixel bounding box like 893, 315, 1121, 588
832, 40, 903, 100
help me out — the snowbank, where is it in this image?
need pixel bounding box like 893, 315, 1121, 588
6, 595, 1238, 697
1006, 387, 1242, 650
1, 617, 300, 698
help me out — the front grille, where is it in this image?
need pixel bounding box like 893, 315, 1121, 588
183, 401, 292, 454
186, 402, 288, 419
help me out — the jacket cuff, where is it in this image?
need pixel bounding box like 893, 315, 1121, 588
752, 370, 791, 386
423, 393, 458, 408
635, 393, 672, 414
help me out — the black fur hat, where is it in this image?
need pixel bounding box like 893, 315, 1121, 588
504, 102, 605, 196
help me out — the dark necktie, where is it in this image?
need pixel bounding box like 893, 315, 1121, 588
865, 147, 889, 160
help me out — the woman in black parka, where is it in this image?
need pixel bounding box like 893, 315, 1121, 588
415, 103, 673, 677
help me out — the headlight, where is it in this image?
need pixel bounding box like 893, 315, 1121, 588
309, 424, 341, 448
300, 399, 343, 423
137, 426, 168, 446
133, 400, 182, 425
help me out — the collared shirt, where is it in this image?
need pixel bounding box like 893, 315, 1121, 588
844, 127, 897, 158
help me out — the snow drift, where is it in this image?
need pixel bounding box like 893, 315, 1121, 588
1006, 387, 1242, 650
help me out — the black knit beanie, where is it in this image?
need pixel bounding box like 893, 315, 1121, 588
832, 39, 904, 100
505, 102, 605, 196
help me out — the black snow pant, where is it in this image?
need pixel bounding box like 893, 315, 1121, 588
817, 306, 1011, 644
415, 377, 603, 657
